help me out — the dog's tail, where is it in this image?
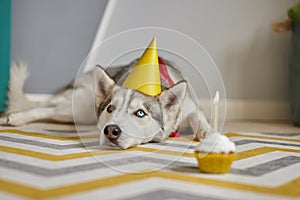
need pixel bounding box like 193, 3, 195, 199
6, 62, 36, 113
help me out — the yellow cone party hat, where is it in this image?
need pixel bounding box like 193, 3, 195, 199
123, 37, 161, 96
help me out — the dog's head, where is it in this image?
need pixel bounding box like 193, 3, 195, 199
94, 66, 186, 149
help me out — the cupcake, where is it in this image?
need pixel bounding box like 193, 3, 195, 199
194, 133, 236, 174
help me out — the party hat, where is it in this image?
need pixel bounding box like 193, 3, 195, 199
123, 37, 161, 96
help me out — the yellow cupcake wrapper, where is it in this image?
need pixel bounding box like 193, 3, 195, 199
194, 151, 235, 174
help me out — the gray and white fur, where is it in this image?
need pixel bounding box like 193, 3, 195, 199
0, 59, 212, 149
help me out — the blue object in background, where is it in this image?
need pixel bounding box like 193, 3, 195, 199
0, 0, 11, 112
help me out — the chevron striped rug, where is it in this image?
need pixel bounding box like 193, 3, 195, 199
0, 125, 299, 200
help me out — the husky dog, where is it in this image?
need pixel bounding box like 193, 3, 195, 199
0, 59, 212, 149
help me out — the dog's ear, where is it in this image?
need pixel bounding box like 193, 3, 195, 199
159, 81, 187, 110
94, 65, 115, 106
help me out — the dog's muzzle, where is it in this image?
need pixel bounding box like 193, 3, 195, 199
104, 124, 122, 141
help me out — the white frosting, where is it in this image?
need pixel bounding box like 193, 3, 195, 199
195, 133, 236, 154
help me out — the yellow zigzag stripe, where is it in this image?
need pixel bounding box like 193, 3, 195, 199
1, 145, 299, 161
226, 132, 300, 143
1, 171, 299, 199
0, 145, 119, 161
1, 129, 299, 143
0, 145, 194, 161
0, 129, 97, 140
167, 137, 197, 142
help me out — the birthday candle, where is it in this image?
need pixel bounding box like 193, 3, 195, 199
213, 91, 220, 131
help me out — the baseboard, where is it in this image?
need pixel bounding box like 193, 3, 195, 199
198, 99, 291, 121
27, 94, 291, 121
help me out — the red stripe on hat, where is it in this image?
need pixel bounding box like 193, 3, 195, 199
158, 57, 174, 86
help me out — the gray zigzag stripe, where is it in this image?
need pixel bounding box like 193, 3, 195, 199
0, 156, 190, 177
0, 135, 98, 149
230, 156, 300, 176
1, 154, 299, 177
152, 142, 196, 149
259, 132, 300, 136
154, 139, 300, 150
121, 189, 224, 200
44, 129, 91, 133
234, 139, 300, 147
1, 134, 299, 151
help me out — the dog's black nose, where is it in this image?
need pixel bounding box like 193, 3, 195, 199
104, 124, 122, 140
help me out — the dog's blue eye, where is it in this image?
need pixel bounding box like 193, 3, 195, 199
135, 109, 146, 118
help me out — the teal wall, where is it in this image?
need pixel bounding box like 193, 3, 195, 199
0, 0, 11, 111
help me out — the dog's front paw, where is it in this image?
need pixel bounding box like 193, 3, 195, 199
195, 127, 215, 141
152, 132, 168, 143
1, 114, 27, 126
195, 129, 208, 140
